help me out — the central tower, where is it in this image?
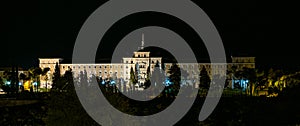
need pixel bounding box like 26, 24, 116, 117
122, 34, 162, 89
138, 33, 145, 50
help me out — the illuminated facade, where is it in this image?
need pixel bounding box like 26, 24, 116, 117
39, 51, 162, 90
39, 57, 255, 90
39, 36, 255, 90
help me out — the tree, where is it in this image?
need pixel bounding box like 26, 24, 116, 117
28, 67, 50, 92
153, 62, 164, 84
46, 69, 99, 125
199, 66, 211, 90
168, 63, 181, 85
242, 67, 264, 96
211, 74, 226, 89
135, 63, 139, 85
1, 70, 13, 94
130, 67, 137, 86
228, 66, 247, 94
41, 67, 50, 91
227, 65, 237, 88
168, 63, 181, 95
0, 77, 5, 92
52, 62, 61, 90
144, 66, 151, 89
267, 68, 277, 87
146, 66, 151, 80
28, 67, 42, 92
78, 70, 89, 91
19, 73, 28, 92
0, 77, 4, 86
19, 73, 27, 81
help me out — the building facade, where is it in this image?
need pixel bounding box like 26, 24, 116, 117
39, 56, 255, 91
39, 36, 255, 90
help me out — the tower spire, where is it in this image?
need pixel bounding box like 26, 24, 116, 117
141, 33, 144, 50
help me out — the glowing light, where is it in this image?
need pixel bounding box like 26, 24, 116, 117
33, 82, 37, 86
19, 82, 22, 86
6, 81, 11, 85
101, 80, 105, 85
165, 78, 172, 86
24, 81, 30, 91
111, 80, 116, 85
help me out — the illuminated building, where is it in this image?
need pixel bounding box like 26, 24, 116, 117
39, 35, 255, 90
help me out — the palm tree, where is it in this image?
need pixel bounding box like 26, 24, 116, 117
242, 67, 264, 96
28, 68, 41, 92
28, 67, 50, 92
199, 66, 211, 90
227, 65, 245, 95
41, 68, 50, 91
266, 68, 285, 95
19, 73, 28, 92
227, 65, 238, 89
19, 73, 27, 81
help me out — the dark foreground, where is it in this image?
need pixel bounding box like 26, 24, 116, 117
1, 92, 300, 126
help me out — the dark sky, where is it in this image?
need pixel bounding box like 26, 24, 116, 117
0, 0, 299, 70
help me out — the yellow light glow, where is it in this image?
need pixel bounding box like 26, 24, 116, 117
24, 81, 31, 91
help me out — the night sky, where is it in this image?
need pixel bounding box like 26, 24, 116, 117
0, 0, 299, 71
